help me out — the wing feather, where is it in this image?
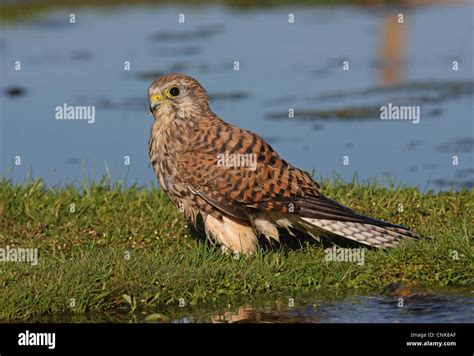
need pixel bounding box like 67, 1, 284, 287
176, 117, 409, 231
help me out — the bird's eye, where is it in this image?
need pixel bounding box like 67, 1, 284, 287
168, 87, 180, 97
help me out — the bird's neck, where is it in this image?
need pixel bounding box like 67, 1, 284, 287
150, 114, 194, 156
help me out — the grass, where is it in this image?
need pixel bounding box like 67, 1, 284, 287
0, 176, 472, 321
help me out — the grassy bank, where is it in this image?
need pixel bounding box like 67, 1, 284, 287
0, 177, 472, 321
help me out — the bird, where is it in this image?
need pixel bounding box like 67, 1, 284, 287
147, 73, 419, 254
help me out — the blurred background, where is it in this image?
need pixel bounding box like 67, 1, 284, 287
1, 0, 473, 190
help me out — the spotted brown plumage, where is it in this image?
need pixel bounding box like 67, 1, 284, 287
148, 73, 419, 253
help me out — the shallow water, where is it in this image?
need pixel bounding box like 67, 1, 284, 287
1, 3, 473, 190
24, 288, 474, 323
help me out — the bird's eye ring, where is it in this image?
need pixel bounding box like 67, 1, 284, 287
167, 86, 180, 98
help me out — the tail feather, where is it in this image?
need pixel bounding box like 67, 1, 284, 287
252, 209, 420, 250
300, 217, 418, 248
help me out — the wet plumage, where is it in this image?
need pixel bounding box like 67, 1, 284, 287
148, 73, 418, 253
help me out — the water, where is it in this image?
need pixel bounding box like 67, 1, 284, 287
26, 288, 474, 323
1, 4, 473, 190
203, 291, 474, 324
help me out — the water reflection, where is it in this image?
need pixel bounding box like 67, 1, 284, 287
21, 288, 472, 323
379, 11, 407, 86
211, 305, 273, 323
206, 289, 473, 324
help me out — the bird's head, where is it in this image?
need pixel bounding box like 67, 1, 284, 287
148, 73, 210, 120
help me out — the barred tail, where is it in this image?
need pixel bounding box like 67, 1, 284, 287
301, 217, 419, 248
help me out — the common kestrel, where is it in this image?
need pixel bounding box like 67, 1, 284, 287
148, 73, 418, 254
